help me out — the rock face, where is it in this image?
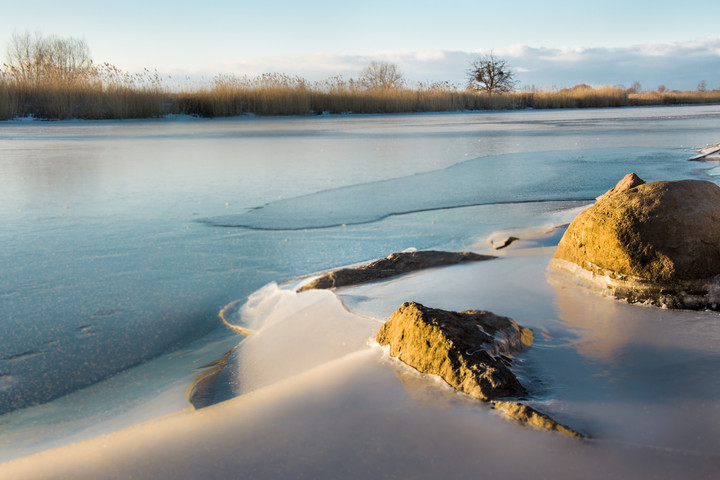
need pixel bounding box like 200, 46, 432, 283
551, 174, 720, 309
595, 172, 645, 201
298, 250, 494, 292
377, 302, 586, 437
376, 302, 532, 401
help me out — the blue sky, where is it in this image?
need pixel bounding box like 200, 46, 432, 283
2, 0, 719, 90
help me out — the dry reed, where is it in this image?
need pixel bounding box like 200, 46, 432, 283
630, 90, 720, 106
1, 64, 719, 120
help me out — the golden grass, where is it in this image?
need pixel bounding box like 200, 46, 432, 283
630, 90, 720, 106
1, 65, 718, 120
0, 79, 17, 120
517, 85, 629, 109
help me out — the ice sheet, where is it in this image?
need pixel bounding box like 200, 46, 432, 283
201, 147, 692, 230
3, 108, 720, 477
4, 237, 718, 479
3, 108, 718, 416
228, 284, 382, 395
0, 327, 241, 462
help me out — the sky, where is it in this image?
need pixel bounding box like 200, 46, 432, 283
2, 0, 719, 91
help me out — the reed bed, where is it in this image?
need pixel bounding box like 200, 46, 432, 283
630, 90, 720, 106
1, 66, 718, 120
516, 85, 629, 109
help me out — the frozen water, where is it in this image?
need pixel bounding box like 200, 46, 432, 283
202, 147, 690, 230
1, 106, 720, 471
2, 247, 719, 478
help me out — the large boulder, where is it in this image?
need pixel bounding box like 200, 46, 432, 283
298, 250, 494, 292
551, 173, 720, 308
376, 302, 532, 400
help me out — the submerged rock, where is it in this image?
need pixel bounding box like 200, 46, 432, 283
493, 236, 520, 250
298, 250, 494, 292
551, 174, 720, 309
376, 302, 532, 401
186, 346, 238, 410
492, 401, 585, 439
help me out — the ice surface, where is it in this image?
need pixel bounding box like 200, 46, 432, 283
2, 107, 720, 474
201, 147, 694, 230
0, 327, 241, 462
338, 249, 720, 455
2, 244, 718, 478
228, 285, 381, 395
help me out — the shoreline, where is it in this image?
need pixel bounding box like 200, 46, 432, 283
3, 102, 720, 123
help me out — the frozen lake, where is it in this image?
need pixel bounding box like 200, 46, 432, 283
1, 106, 720, 475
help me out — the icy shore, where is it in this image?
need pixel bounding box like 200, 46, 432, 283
2, 219, 719, 479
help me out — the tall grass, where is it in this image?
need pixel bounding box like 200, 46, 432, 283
516, 85, 629, 109
0, 71, 17, 120
0, 63, 167, 119
1, 64, 719, 120
630, 89, 720, 106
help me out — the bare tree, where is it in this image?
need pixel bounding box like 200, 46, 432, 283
5, 31, 41, 81
697, 80, 707, 92
5, 31, 92, 83
359, 61, 406, 90
467, 53, 516, 94
627, 81, 642, 94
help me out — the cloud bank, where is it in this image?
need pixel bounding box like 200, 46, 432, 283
178, 37, 720, 92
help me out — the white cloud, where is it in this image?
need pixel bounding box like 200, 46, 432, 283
164, 37, 720, 92
486, 37, 720, 90
413, 50, 447, 62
